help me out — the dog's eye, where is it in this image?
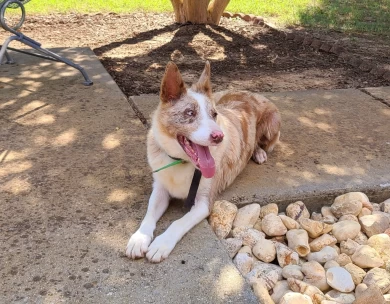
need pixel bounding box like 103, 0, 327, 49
185, 109, 195, 117
212, 111, 218, 119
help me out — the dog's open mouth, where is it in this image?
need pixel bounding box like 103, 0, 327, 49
177, 135, 215, 178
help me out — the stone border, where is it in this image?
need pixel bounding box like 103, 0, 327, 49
222, 12, 390, 83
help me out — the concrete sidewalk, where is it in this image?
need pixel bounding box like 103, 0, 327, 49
1, 47, 390, 304
0, 48, 256, 303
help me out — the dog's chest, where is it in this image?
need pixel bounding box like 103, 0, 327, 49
154, 164, 195, 199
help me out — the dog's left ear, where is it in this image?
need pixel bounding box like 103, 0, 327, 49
194, 61, 212, 96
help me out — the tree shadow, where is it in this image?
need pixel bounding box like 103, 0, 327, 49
92, 18, 386, 97
297, 0, 390, 34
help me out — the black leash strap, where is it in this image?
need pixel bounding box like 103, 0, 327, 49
184, 169, 202, 210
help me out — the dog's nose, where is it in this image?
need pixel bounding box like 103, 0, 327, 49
210, 131, 224, 144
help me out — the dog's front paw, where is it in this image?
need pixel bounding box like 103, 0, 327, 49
146, 234, 176, 263
125, 230, 152, 259
252, 147, 268, 164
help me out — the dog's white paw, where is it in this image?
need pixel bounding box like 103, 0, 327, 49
252, 147, 268, 164
125, 230, 152, 259
146, 233, 176, 263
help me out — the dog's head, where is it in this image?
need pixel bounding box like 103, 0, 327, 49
157, 61, 224, 178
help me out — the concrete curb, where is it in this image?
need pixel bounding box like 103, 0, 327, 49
222, 11, 390, 83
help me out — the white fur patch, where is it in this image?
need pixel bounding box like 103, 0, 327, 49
188, 90, 221, 145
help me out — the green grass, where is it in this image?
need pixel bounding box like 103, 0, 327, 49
6, 0, 390, 34
299, 0, 390, 34
16, 0, 172, 14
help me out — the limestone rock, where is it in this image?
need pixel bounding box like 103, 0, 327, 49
332, 220, 361, 242
325, 290, 355, 303
358, 207, 372, 218
321, 206, 337, 224
275, 242, 299, 268
301, 261, 329, 291
262, 214, 287, 236
238, 245, 252, 255
362, 200, 374, 211
354, 283, 368, 298
271, 280, 291, 304
260, 203, 278, 219
252, 280, 276, 304
286, 201, 310, 221
246, 261, 282, 289
309, 234, 337, 252
232, 227, 265, 247
343, 263, 366, 285
339, 214, 359, 222
286, 229, 310, 257
353, 284, 386, 304
270, 235, 286, 243
253, 218, 262, 231
324, 260, 340, 270
384, 228, 390, 237
363, 267, 390, 294
221, 238, 242, 258
232, 226, 248, 239
279, 292, 313, 304
340, 239, 360, 256
279, 215, 300, 230
209, 200, 238, 239
335, 253, 352, 266
331, 192, 367, 218
282, 265, 304, 280
233, 252, 253, 276
367, 234, 390, 262
287, 278, 324, 300
374, 210, 390, 222
241, 228, 265, 248
353, 231, 368, 245
380, 198, 390, 213
373, 203, 381, 212
299, 218, 332, 238
252, 238, 276, 263
359, 213, 390, 237
307, 246, 338, 264
351, 245, 384, 268
331, 244, 341, 254
311, 212, 323, 221
232, 203, 260, 228
326, 266, 355, 292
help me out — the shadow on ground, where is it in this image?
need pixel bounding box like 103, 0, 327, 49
93, 19, 387, 97
0, 49, 257, 303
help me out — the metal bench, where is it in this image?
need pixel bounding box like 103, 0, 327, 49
0, 0, 93, 85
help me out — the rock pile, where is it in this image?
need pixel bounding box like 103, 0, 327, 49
209, 193, 390, 304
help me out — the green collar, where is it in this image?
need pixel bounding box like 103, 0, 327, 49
153, 157, 186, 173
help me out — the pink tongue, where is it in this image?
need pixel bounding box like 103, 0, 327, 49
193, 144, 215, 178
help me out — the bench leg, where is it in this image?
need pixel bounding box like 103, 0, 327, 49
0, 36, 17, 64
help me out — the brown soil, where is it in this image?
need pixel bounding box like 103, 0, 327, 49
2, 12, 389, 96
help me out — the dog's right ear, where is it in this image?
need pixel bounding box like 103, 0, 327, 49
160, 62, 186, 104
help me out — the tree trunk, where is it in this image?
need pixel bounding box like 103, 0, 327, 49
170, 0, 230, 25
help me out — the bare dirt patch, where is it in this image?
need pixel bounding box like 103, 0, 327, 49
1, 12, 389, 96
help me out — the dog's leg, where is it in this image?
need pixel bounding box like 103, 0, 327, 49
126, 180, 170, 259
146, 197, 209, 263
252, 146, 268, 164
252, 130, 280, 164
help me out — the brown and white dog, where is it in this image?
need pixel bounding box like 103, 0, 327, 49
126, 61, 281, 262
